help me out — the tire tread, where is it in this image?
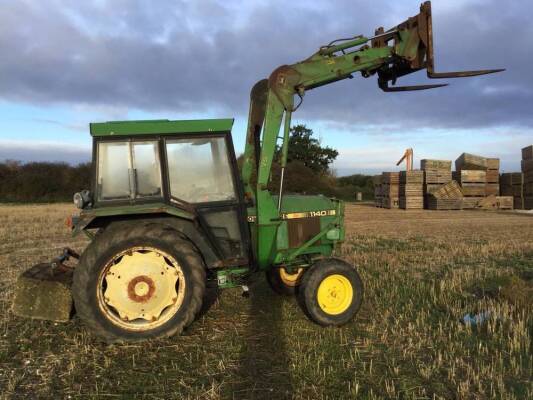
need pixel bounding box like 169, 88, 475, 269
72, 222, 205, 343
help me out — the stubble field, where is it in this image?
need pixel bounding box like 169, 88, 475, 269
0, 203, 531, 399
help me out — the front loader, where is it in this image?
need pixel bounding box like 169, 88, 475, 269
13, 2, 502, 342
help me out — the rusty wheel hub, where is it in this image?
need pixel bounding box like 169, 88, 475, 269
98, 247, 185, 330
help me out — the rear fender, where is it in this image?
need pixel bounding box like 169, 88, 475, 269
75, 213, 222, 270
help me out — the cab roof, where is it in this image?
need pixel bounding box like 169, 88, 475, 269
90, 118, 234, 137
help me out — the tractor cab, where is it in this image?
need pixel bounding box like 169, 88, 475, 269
77, 119, 251, 269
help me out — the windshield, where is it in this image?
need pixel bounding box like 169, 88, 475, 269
166, 137, 236, 203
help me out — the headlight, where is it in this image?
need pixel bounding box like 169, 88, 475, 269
73, 192, 84, 209
73, 190, 92, 209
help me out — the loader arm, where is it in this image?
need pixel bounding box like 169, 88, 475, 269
241, 1, 503, 267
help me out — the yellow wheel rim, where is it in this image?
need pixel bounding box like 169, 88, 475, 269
97, 246, 185, 331
279, 267, 304, 287
317, 274, 353, 315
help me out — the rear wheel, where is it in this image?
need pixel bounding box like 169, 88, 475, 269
73, 223, 205, 343
266, 267, 304, 296
299, 258, 363, 326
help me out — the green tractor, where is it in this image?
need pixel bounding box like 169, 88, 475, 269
13, 2, 501, 342
67, 119, 357, 342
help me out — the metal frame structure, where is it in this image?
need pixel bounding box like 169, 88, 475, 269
241, 1, 502, 269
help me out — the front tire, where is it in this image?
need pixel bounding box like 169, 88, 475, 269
73, 223, 205, 343
266, 267, 304, 296
299, 258, 363, 326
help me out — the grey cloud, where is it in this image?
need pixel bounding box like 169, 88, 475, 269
0, 141, 91, 164
0, 0, 531, 130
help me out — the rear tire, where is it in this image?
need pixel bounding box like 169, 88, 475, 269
298, 258, 363, 326
73, 222, 205, 343
266, 267, 304, 296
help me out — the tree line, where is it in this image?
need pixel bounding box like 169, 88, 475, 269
0, 160, 91, 203
0, 125, 374, 203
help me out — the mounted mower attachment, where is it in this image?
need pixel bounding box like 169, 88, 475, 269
12, 248, 79, 322
373, 1, 504, 92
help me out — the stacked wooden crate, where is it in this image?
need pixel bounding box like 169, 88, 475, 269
455, 152, 488, 171
477, 196, 514, 210
522, 145, 533, 210
426, 180, 463, 210
485, 158, 500, 196
399, 170, 424, 209
500, 173, 524, 210
381, 172, 400, 209
453, 170, 486, 209
421, 159, 452, 207
454, 153, 500, 209
373, 175, 383, 207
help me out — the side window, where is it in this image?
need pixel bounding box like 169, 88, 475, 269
132, 142, 162, 197
97, 142, 131, 200
97, 140, 163, 201
166, 137, 236, 203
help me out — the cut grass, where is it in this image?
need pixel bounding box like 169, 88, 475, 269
0, 204, 531, 399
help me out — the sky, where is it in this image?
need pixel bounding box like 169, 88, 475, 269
0, 0, 531, 175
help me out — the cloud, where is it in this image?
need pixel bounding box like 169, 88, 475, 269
31, 118, 86, 132
0, 140, 90, 164
0, 0, 530, 132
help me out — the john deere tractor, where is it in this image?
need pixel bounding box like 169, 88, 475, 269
13, 2, 502, 342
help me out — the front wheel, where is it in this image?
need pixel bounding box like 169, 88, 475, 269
299, 258, 363, 326
72, 223, 205, 343
266, 267, 304, 296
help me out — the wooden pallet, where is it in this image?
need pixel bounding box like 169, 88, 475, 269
500, 185, 523, 197
430, 180, 463, 199
382, 184, 399, 197
500, 172, 524, 186
524, 196, 533, 210
426, 197, 462, 210
486, 169, 499, 183
477, 196, 513, 210
400, 184, 423, 197
485, 183, 500, 196
399, 170, 424, 184
382, 197, 400, 209
500, 185, 512, 196
424, 169, 452, 184
522, 145, 533, 161
453, 170, 487, 183
514, 197, 524, 210
461, 183, 486, 197
462, 197, 484, 209
521, 159, 533, 174
399, 196, 424, 209
420, 159, 452, 170
524, 182, 533, 196
424, 183, 443, 195
486, 158, 500, 170
382, 172, 400, 184
455, 153, 488, 171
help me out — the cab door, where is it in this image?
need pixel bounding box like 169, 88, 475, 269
164, 133, 250, 266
